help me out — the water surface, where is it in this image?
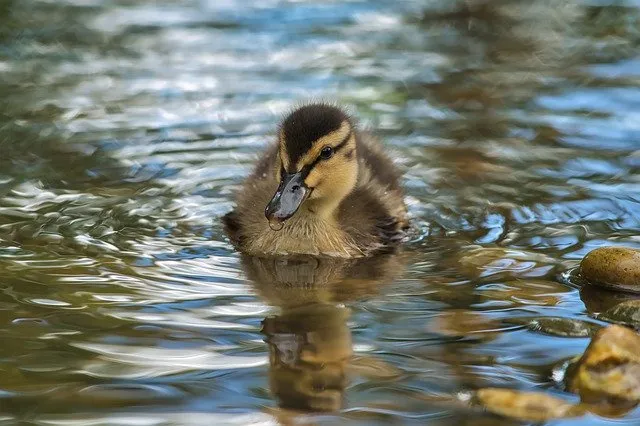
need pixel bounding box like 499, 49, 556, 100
1, 0, 639, 424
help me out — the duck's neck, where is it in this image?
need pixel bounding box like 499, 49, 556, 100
302, 197, 342, 223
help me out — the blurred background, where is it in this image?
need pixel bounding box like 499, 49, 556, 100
0, 0, 639, 424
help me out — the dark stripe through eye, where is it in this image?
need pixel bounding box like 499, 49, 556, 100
292, 130, 353, 179
316, 130, 351, 161
306, 130, 352, 172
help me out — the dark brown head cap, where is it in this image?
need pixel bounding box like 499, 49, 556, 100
280, 103, 352, 166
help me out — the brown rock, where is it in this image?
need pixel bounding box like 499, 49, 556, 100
475, 388, 582, 421
580, 247, 640, 294
567, 325, 640, 403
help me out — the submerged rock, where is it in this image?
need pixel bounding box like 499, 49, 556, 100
580, 247, 640, 294
459, 246, 558, 280
599, 300, 640, 329
567, 325, 640, 403
506, 316, 600, 338
479, 279, 569, 307
475, 388, 582, 421
429, 310, 502, 340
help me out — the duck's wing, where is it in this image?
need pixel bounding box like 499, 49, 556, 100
338, 182, 406, 253
336, 133, 408, 252
356, 132, 404, 192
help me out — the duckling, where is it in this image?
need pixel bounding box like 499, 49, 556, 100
223, 103, 408, 257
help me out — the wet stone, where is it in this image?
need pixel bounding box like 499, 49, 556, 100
475, 388, 582, 422
580, 247, 640, 294
599, 300, 640, 329
567, 325, 640, 403
506, 317, 600, 338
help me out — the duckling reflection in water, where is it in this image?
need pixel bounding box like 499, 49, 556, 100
263, 303, 351, 412
241, 253, 405, 412
224, 103, 408, 257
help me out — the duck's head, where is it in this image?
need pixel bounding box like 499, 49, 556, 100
265, 104, 358, 229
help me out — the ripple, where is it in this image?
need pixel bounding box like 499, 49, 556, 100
37, 412, 278, 426
107, 309, 258, 330
1, 0, 639, 424
73, 342, 268, 373
77, 383, 185, 402
27, 299, 73, 307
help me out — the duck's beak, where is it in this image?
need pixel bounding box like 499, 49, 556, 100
265, 172, 310, 228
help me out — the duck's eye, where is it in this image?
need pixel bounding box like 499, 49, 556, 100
320, 146, 334, 160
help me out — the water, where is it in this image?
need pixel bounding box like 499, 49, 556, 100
0, 0, 639, 424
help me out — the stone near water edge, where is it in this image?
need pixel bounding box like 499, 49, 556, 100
567, 324, 640, 403
475, 388, 583, 421
580, 247, 640, 294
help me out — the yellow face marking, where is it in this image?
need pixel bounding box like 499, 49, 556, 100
278, 129, 291, 172
295, 120, 352, 171
304, 133, 356, 189
303, 132, 358, 216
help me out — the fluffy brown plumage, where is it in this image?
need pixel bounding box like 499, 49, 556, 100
223, 103, 408, 257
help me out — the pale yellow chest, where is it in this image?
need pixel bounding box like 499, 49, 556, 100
244, 212, 362, 258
